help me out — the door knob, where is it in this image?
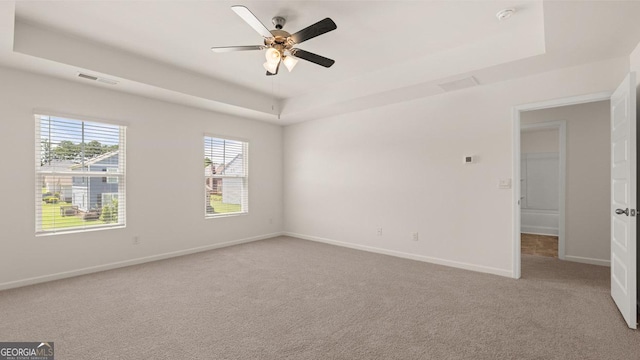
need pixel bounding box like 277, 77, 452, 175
615, 208, 629, 216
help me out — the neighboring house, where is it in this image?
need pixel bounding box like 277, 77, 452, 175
39, 160, 75, 202
221, 154, 243, 206
70, 151, 119, 211
203, 155, 244, 205
205, 163, 222, 195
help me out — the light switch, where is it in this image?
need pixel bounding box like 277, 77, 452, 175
498, 178, 512, 189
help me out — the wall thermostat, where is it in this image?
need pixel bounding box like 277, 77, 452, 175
464, 156, 474, 164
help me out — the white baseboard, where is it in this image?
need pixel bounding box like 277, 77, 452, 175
0, 232, 283, 291
521, 226, 558, 236
283, 232, 512, 278
564, 255, 610, 267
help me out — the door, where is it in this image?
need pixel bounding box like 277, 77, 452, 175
610, 72, 637, 329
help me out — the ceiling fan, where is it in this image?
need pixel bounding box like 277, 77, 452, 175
211, 5, 337, 76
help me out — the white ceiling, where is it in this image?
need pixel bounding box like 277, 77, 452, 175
2, 1, 640, 125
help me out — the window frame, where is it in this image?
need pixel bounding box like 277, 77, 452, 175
203, 134, 249, 219
35, 113, 126, 235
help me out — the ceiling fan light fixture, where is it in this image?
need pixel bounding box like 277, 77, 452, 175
265, 48, 281, 64
263, 61, 279, 74
283, 56, 298, 72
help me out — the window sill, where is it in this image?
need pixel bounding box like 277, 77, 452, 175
205, 212, 248, 220
36, 224, 126, 237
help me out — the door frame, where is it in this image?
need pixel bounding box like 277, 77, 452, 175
521, 120, 566, 259
512, 91, 612, 279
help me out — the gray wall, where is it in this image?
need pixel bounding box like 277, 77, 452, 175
0, 66, 283, 289
283, 57, 627, 277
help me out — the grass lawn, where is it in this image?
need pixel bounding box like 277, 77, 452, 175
41, 202, 106, 230
210, 194, 241, 214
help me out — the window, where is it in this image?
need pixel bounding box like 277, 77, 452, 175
35, 114, 126, 234
102, 193, 118, 206
106, 168, 119, 183
204, 135, 248, 217
102, 167, 118, 183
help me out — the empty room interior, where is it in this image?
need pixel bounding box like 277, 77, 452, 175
1, 1, 640, 359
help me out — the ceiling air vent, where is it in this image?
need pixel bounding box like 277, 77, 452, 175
77, 73, 98, 81
438, 76, 479, 92
77, 72, 118, 85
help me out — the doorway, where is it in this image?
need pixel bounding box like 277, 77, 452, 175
511, 92, 612, 279
520, 121, 566, 260
513, 75, 638, 329
518, 100, 611, 268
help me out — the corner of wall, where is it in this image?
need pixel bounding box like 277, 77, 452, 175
630, 40, 640, 77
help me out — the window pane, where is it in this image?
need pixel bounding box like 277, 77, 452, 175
204, 138, 245, 176
205, 178, 244, 214
40, 175, 121, 230
106, 168, 118, 183
39, 116, 120, 168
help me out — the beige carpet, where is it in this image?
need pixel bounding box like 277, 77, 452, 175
0, 236, 637, 359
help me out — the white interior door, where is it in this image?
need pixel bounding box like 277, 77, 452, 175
610, 72, 637, 329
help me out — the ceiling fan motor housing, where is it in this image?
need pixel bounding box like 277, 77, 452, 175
265, 29, 295, 56
272, 16, 286, 30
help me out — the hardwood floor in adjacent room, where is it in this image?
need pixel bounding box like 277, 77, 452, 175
521, 233, 558, 258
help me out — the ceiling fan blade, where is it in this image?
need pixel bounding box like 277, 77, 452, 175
211, 45, 264, 53
291, 49, 335, 68
266, 62, 280, 76
291, 18, 337, 44
231, 5, 274, 39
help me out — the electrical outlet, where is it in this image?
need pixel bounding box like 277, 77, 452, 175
412, 232, 419, 241
377, 227, 383, 236
132, 236, 140, 245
